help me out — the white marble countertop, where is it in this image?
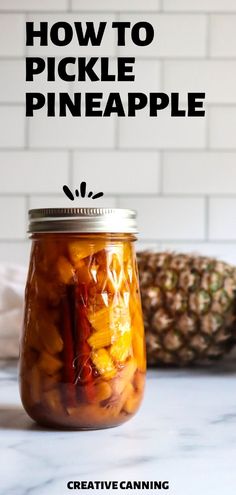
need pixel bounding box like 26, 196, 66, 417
1, 360, 236, 495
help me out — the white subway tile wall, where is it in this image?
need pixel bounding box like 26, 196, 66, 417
118, 108, 207, 149
0, 197, 26, 239
210, 15, 236, 57
209, 198, 236, 241
0, 1, 235, 265
209, 107, 236, 149
118, 197, 206, 240
72, 0, 161, 12
119, 14, 207, 58
73, 152, 161, 194
0, 1, 68, 11
163, 61, 236, 104
0, 15, 25, 57
29, 113, 116, 149
0, 107, 25, 148
163, 0, 236, 12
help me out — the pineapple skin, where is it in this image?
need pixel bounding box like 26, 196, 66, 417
137, 252, 236, 366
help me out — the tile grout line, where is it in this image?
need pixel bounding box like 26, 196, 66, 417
205, 105, 211, 150
25, 195, 30, 232
2, 147, 236, 153
1, 192, 236, 199
205, 14, 212, 150
1, 10, 236, 14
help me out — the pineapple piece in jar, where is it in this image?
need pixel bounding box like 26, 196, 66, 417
91, 349, 116, 380
38, 351, 63, 375
57, 256, 75, 284
110, 331, 132, 363
68, 240, 105, 267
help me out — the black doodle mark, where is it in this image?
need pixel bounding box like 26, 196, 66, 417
63, 183, 104, 201
63, 185, 74, 201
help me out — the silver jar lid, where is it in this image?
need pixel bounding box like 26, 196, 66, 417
28, 208, 138, 234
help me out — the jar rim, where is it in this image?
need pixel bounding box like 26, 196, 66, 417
28, 208, 138, 234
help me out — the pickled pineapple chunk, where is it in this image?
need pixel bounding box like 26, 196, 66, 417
39, 322, 63, 355
30, 365, 41, 404
38, 351, 63, 375
132, 331, 146, 373
123, 388, 140, 414
105, 382, 134, 418
133, 371, 145, 393
68, 241, 105, 266
88, 301, 132, 359
88, 328, 112, 350
57, 256, 75, 284
94, 381, 112, 402
131, 301, 146, 372
76, 259, 93, 285
88, 301, 131, 335
91, 349, 116, 379
42, 373, 61, 392
43, 388, 65, 414
27, 325, 41, 351
110, 331, 132, 363
112, 357, 137, 395
89, 306, 111, 333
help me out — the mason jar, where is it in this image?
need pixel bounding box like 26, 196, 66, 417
19, 208, 146, 429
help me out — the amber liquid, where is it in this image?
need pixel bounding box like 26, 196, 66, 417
19, 234, 146, 429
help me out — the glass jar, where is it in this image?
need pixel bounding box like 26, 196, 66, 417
19, 208, 146, 429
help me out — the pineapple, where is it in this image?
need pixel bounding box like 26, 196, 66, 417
137, 252, 236, 366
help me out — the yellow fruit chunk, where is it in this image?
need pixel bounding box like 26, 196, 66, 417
93, 381, 112, 403
76, 259, 93, 285
107, 251, 124, 291
89, 306, 111, 333
88, 301, 131, 335
39, 322, 64, 355
68, 241, 105, 266
24, 348, 38, 368
38, 351, 63, 375
133, 371, 145, 393
88, 329, 112, 350
57, 256, 75, 284
27, 325, 41, 351
43, 388, 64, 414
105, 382, 134, 418
42, 373, 61, 392
112, 357, 137, 395
110, 331, 132, 363
30, 365, 41, 404
123, 389, 140, 415
132, 330, 146, 373
91, 348, 116, 379
131, 304, 146, 372
34, 273, 61, 305
131, 297, 144, 335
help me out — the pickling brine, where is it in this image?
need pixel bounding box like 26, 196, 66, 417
19, 209, 146, 429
